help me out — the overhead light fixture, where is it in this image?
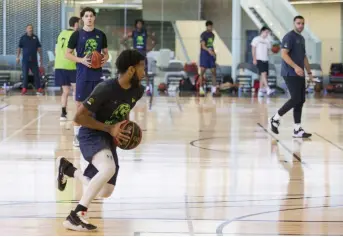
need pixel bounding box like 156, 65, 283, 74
78, 0, 103, 4
290, 0, 343, 4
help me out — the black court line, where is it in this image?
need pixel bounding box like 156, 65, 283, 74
216, 204, 343, 236
257, 123, 307, 166
190, 137, 232, 153
315, 132, 343, 151
0, 104, 9, 111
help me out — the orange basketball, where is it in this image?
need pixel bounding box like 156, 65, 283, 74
158, 83, 167, 92
271, 45, 280, 54
90, 51, 103, 69
326, 84, 334, 92
114, 121, 142, 150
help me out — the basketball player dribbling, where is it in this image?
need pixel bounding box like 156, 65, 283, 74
198, 21, 221, 97
65, 7, 109, 147
56, 49, 146, 231
55, 16, 80, 121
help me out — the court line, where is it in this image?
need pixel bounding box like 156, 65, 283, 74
133, 232, 342, 236
0, 104, 9, 110
314, 132, 343, 151
189, 137, 232, 153
256, 123, 307, 166
0, 112, 48, 144
185, 195, 195, 236
215, 204, 343, 236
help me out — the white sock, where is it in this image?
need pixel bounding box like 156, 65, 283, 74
74, 125, 81, 136
211, 86, 216, 93
79, 149, 116, 208
273, 112, 281, 121
294, 124, 301, 131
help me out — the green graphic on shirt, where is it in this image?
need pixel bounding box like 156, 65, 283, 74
207, 38, 214, 48
84, 38, 98, 55
136, 35, 144, 45
105, 103, 131, 125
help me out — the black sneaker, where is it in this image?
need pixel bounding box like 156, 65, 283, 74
293, 127, 312, 138
56, 156, 73, 191
63, 211, 97, 232
269, 116, 280, 134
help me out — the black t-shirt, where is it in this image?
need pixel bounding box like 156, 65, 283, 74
79, 79, 144, 137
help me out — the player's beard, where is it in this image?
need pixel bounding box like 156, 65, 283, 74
130, 72, 140, 88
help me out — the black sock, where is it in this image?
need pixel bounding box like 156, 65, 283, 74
74, 204, 88, 213
62, 107, 67, 115
64, 164, 76, 177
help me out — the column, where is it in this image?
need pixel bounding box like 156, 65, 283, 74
231, 0, 241, 81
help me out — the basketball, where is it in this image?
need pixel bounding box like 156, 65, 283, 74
115, 121, 142, 150
158, 83, 167, 92
271, 44, 280, 54
89, 50, 103, 69
326, 84, 334, 92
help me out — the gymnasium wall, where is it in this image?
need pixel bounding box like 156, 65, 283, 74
293, 3, 342, 74
175, 0, 258, 66
0, 0, 61, 65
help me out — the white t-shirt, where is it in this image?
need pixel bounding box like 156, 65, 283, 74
251, 36, 271, 61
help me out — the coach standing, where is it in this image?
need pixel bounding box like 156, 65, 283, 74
16, 24, 44, 95
269, 16, 313, 138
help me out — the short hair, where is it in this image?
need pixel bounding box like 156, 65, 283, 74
80, 7, 96, 18
260, 26, 270, 33
206, 20, 213, 26
293, 15, 304, 22
69, 16, 80, 27
116, 49, 146, 74
26, 24, 33, 28
135, 19, 144, 26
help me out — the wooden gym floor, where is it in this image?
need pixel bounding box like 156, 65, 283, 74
0, 92, 343, 235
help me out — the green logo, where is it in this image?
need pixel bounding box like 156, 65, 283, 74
136, 35, 144, 45
84, 38, 98, 55
105, 103, 131, 125
87, 97, 95, 105
207, 37, 214, 48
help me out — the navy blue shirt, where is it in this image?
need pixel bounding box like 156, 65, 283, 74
18, 34, 41, 63
200, 31, 215, 57
80, 79, 144, 138
132, 29, 147, 55
68, 28, 108, 82
281, 30, 306, 77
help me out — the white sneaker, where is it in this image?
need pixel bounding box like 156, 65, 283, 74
258, 90, 264, 97
293, 128, 312, 138
199, 87, 205, 96
267, 88, 275, 96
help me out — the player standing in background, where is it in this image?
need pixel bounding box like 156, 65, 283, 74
198, 21, 221, 97
122, 19, 156, 96
251, 26, 275, 97
65, 7, 109, 147
55, 16, 80, 121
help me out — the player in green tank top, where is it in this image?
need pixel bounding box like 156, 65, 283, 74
54, 16, 80, 125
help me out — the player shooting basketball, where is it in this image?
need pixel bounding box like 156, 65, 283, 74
56, 49, 145, 232
65, 7, 109, 147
